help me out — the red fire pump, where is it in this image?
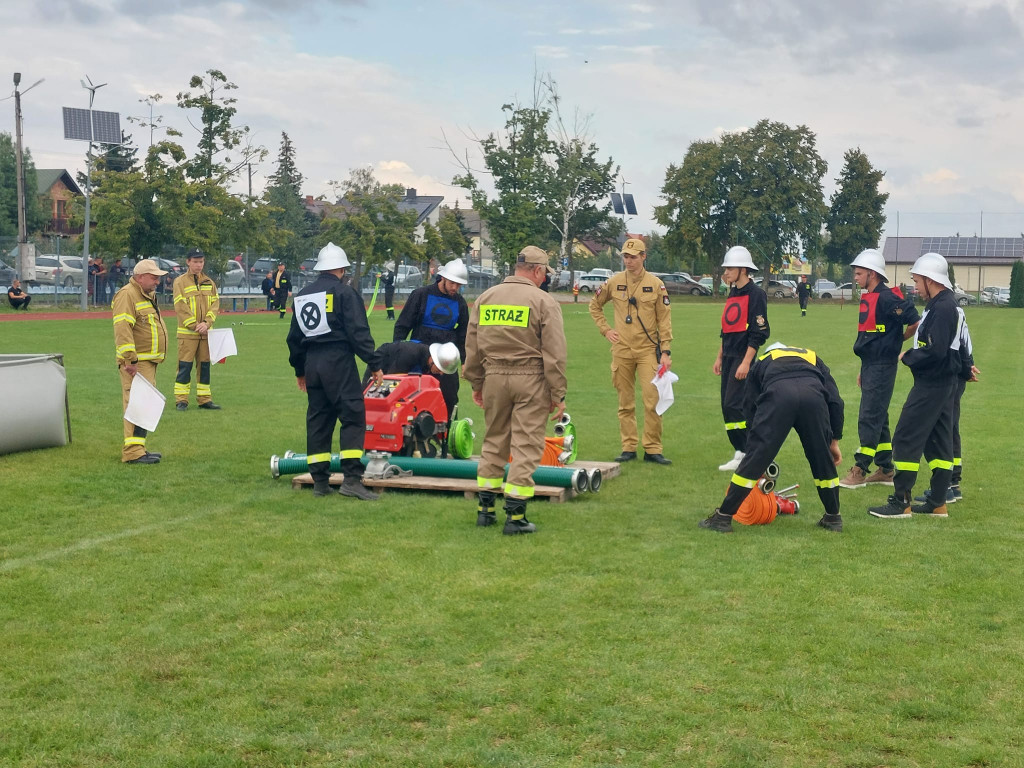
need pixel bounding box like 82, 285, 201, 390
363, 374, 450, 457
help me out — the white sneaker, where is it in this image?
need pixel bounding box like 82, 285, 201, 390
718, 451, 744, 472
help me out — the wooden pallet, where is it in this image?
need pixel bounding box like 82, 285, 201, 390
290, 459, 620, 503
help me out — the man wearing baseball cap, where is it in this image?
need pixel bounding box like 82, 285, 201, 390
588, 237, 673, 465
111, 259, 169, 464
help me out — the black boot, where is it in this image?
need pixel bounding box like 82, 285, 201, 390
817, 513, 843, 532
477, 490, 497, 527
339, 476, 380, 501
312, 478, 333, 497
698, 509, 733, 533
502, 497, 536, 535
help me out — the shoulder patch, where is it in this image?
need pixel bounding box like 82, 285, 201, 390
642, 286, 654, 293
755, 314, 766, 327
663, 296, 670, 306
595, 285, 602, 297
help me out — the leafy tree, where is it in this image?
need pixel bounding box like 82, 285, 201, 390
422, 221, 445, 265
265, 132, 316, 267
1009, 260, 1023, 308
176, 69, 266, 183
824, 148, 888, 265
0, 132, 48, 237
438, 207, 468, 258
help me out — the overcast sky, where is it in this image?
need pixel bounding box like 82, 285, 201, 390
5, 0, 1024, 246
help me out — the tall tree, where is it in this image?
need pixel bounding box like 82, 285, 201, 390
0, 133, 47, 238
176, 69, 266, 183
824, 148, 888, 265
265, 132, 315, 267
438, 207, 468, 258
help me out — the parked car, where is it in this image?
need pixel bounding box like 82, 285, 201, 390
220, 260, 246, 288
396, 265, 423, 289
817, 282, 855, 300
31, 254, 87, 288
248, 257, 279, 277
575, 274, 607, 292
0, 258, 17, 285
952, 287, 978, 306
814, 279, 837, 294
653, 272, 711, 296
551, 269, 578, 290
587, 268, 614, 279
982, 286, 1010, 305
765, 279, 797, 299
152, 257, 185, 292
467, 265, 498, 289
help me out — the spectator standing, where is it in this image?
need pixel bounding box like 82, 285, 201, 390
272, 262, 292, 319
588, 237, 673, 465
464, 246, 568, 534
261, 271, 274, 311
111, 259, 169, 464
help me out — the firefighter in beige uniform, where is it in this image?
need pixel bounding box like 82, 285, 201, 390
112, 259, 169, 464
172, 249, 221, 410
588, 238, 673, 464
464, 246, 568, 535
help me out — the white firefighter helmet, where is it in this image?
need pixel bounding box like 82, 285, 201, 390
314, 242, 350, 272
850, 248, 888, 281
429, 342, 461, 374
437, 258, 468, 285
910, 252, 952, 290
385, 260, 395, 272
721, 245, 758, 271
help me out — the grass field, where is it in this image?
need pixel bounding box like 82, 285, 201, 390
1, 299, 1023, 767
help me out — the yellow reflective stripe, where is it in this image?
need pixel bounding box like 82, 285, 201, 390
137, 352, 164, 361
199, 285, 214, 292
877, 442, 892, 452
174, 382, 190, 392
124, 437, 146, 446
340, 449, 363, 459
477, 476, 503, 489
928, 458, 954, 470
205, 313, 217, 322
893, 461, 919, 472
307, 453, 332, 464
196, 385, 212, 396
174, 295, 189, 304
759, 346, 817, 365
858, 446, 877, 457
177, 328, 201, 336
147, 315, 159, 357
504, 482, 535, 498
182, 285, 199, 295
724, 421, 747, 430
113, 313, 135, 326
814, 478, 841, 489
953, 458, 962, 467
479, 304, 530, 327
117, 343, 137, 355
325, 293, 333, 313
135, 301, 152, 311
731, 473, 757, 489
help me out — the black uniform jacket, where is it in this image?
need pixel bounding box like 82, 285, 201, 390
721, 281, 770, 357
286, 273, 381, 377
901, 289, 960, 381
853, 284, 920, 363
393, 282, 469, 361
743, 346, 845, 440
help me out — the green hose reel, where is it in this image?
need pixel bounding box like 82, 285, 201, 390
447, 418, 475, 459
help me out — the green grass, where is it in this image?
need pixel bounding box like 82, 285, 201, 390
1, 300, 1023, 767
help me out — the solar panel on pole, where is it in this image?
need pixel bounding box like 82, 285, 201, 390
623, 194, 637, 216
62, 107, 122, 144
610, 193, 624, 215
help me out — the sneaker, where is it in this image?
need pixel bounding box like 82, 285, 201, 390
718, 451, 744, 472
503, 516, 536, 535
863, 467, 895, 486
868, 495, 911, 519
338, 478, 380, 501
817, 513, 843, 532
698, 509, 733, 533
913, 488, 957, 505
911, 500, 948, 517
950, 485, 963, 502
838, 466, 867, 489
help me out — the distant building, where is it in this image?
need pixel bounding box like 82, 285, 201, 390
397, 188, 443, 244
36, 169, 83, 235
882, 236, 1022, 290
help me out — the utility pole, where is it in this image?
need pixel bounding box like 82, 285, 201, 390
13, 72, 41, 283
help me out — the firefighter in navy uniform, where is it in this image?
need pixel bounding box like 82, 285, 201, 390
172, 249, 222, 411
587, 237, 673, 464
394, 257, 470, 419
361, 341, 461, 386
797, 276, 811, 316
713, 246, 770, 472
286, 243, 384, 500
464, 246, 568, 535
272, 261, 292, 319
869, 252, 962, 520
381, 260, 397, 320
700, 342, 845, 533
839, 248, 920, 489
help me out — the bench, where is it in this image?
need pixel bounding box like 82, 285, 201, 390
220, 288, 269, 312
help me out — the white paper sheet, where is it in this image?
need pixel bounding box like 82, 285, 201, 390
124, 373, 166, 433
651, 368, 679, 416
208, 327, 238, 363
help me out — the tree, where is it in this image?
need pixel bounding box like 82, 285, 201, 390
0, 132, 48, 238
824, 148, 888, 265
657, 120, 828, 279
438, 207, 469, 259
1010, 260, 1024, 308
265, 132, 316, 267
176, 69, 266, 183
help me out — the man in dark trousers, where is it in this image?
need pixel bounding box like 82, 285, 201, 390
287, 242, 383, 500
361, 340, 460, 387
869, 252, 962, 519
272, 261, 292, 319
797, 276, 811, 317
7, 279, 31, 310
394, 257, 469, 419
260, 271, 274, 311
381, 260, 397, 320
713, 246, 770, 472
839, 248, 920, 490
700, 342, 845, 534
